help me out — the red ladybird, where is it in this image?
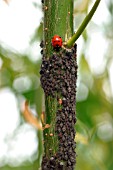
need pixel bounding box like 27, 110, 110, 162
52, 35, 62, 50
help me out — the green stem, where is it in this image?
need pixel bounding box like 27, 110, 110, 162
43, 0, 73, 157
44, 0, 73, 58
66, 0, 101, 48
43, 96, 58, 157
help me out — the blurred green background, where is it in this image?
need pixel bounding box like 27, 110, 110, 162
0, 0, 113, 170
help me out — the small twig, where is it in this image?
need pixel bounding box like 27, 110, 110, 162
66, 0, 101, 48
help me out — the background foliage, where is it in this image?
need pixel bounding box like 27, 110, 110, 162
0, 0, 113, 170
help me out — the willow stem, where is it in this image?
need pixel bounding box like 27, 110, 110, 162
66, 0, 101, 48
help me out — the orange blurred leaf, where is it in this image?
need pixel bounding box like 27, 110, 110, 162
23, 101, 43, 130
3, 0, 11, 5
23, 101, 50, 131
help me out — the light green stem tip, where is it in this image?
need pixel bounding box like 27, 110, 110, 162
66, 0, 101, 48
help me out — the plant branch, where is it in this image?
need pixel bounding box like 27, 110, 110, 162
66, 0, 101, 48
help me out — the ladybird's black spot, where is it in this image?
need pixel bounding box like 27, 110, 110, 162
53, 46, 61, 52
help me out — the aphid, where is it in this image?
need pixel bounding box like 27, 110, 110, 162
40, 50, 43, 55
51, 35, 62, 50
62, 126, 66, 132
49, 133, 53, 136
40, 40, 44, 48
44, 6, 48, 10
41, 0, 44, 3
58, 133, 62, 138
58, 98, 62, 105
44, 28, 48, 31
69, 115, 72, 121
57, 127, 61, 133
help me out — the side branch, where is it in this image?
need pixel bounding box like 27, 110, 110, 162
66, 0, 101, 48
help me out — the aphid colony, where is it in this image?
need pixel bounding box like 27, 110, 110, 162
40, 41, 77, 170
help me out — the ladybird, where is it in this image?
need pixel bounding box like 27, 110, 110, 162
52, 35, 62, 50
